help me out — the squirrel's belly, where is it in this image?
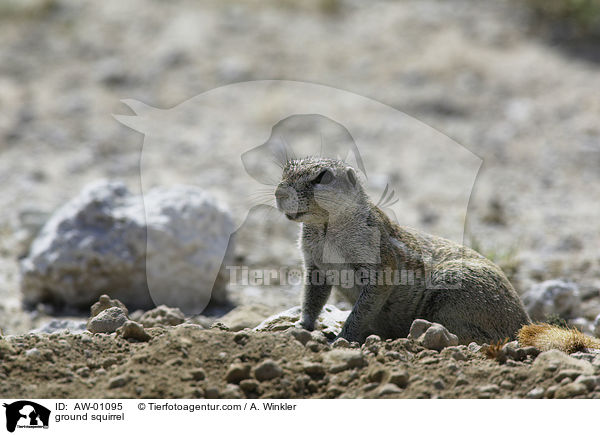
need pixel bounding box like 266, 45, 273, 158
335, 283, 361, 303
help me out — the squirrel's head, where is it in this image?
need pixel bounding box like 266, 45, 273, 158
275, 157, 365, 224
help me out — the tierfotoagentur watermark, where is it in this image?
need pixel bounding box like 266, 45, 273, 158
227, 265, 462, 290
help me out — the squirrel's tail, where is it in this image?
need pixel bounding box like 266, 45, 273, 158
518, 323, 600, 354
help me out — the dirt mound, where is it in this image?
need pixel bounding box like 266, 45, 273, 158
2, 327, 600, 399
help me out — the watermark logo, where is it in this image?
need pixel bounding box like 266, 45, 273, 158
115, 80, 481, 307
3, 401, 50, 433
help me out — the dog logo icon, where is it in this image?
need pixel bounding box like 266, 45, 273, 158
3, 401, 50, 432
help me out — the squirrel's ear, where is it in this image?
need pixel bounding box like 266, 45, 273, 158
346, 168, 357, 187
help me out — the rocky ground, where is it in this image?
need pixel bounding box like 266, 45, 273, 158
3, 317, 600, 399
1, 0, 600, 398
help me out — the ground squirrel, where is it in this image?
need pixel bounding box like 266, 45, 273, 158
275, 157, 534, 345
274, 157, 600, 351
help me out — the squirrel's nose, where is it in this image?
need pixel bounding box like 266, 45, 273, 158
275, 186, 290, 202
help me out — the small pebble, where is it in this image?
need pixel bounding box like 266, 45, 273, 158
76, 367, 90, 378
25, 348, 40, 358
545, 385, 559, 398
117, 320, 150, 342
234, 331, 250, 345
253, 359, 283, 382
388, 371, 409, 388
190, 368, 206, 381
310, 331, 328, 344
477, 384, 500, 395
240, 379, 259, 393
87, 307, 128, 334
526, 387, 544, 399
225, 364, 251, 384
303, 362, 326, 377
108, 374, 130, 389
366, 365, 389, 384
455, 376, 469, 386
378, 383, 402, 396
332, 338, 350, 348
289, 329, 312, 346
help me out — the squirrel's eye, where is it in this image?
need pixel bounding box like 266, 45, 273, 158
312, 169, 334, 185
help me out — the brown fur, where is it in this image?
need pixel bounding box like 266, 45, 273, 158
518, 323, 600, 354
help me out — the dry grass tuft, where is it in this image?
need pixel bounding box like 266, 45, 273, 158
481, 337, 509, 362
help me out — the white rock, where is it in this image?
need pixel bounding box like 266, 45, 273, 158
20, 180, 234, 314
254, 304, 350, 340
142, 185, 234, 311
407, 319, 458, 351
87, 307, 128, 334
522, 280, 581, 322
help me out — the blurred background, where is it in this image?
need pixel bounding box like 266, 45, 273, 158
0, 0, 599, 334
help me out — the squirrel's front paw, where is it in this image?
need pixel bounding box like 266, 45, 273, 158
296, 319, 315, 331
